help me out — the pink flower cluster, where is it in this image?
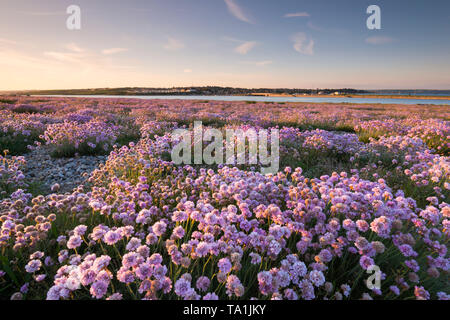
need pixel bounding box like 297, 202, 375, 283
0, 96, 448, 300
0, 154, 27, 198
43, 120, 119, 156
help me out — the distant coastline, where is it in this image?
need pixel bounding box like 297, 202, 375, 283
3, 87, 449, 100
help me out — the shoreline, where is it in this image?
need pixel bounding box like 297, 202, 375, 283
2, 94, 449, 106
26, 94, 450, 106
11, 93, 450, 100
248, 93, 450, 100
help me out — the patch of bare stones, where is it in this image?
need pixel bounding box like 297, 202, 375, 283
24, 147, 107, 194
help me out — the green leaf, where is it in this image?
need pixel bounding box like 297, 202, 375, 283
0, 256, 19, 286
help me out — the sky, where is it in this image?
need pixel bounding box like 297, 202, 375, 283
0, 0, 449, 90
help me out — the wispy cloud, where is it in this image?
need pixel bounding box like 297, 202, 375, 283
242, 60, 273, 66
43, 44, 116, 67
291, 32, 314, 55
183, 69, 192, 73
224, 37, 258, 55
224, 0, 253, 24
0, 45, 139, 90
40, 44, 89, 65
41, 45, 133, 70
365, 36, 395, 45
284, 12, 310, 18
234, 41, 257, 55
163, 37, 185, 51
0, 38, 18, 46
0, 49, 52, 70
66, 43, 85, 53
43, 51, 86, 64
102, 48, 129, 55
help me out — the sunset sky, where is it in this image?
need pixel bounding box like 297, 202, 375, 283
0, 0, 449, 90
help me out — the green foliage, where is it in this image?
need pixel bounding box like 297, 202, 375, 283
50, 139, 111, 158
0, 133, 41, 155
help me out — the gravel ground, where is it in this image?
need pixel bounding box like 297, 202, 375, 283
24, 147, 107, 194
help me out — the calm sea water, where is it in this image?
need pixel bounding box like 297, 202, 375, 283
43, 95, 450, 105
357, 92, 450, 97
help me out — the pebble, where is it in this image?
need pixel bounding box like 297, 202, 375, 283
24, 147, 107, 194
